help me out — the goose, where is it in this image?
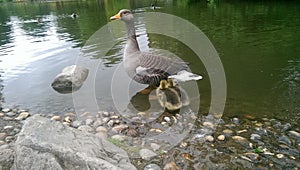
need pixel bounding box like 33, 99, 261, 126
167, 78, 190, 106
110, 9, 202, 91
156, 80, 182, 111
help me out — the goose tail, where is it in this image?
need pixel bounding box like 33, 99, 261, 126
168, 70, 202, 82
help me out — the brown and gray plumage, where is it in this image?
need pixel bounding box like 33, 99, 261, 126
167, 78, 190, 106
156, 80, 182, 111
110, 9, 202, 86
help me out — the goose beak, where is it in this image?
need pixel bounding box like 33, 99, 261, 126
110, 13, 121, 20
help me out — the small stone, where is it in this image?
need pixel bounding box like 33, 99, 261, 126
163, 161, 179, 170
150, 129, 163, 133
0, 133, 7, 140
96, 126, 108, 132
93, 119, 103, 127
217, 135, 225, 141
80, 112, 89, 117
71, 120, 82, 128
51, 115, 61, 121
2, 108, 11, 113
255, 122, 263, 127
232, 135, 246, 141
180, 142, 188, 148
164, 117, 171, 123
102, 117, 110, 123
5, 136, 14, 142
64, 116, 72, 123
203, 122, 214, 129
250, 134, 261, 141
107, 120, 115, 127
6, 112, 16, 117
144, 163, 161, 170
15, 112, 30, 120
62, 122, 70, 126
223, 129, 233, 135
4, 126, 14, 130
290, 156, 296, 160
102, 111, 110, 117
288, 130, 300, 139
112, 124, 128, 133
124, 128, 138, 137
276, 154, 284, 158
0, 112, 4, 117
111, 135, 126, 142
243, 152, 259, 162
78, 125, 94, 133
138, 112, 147, 116
232, 117, 239, 124
278, 135, 292, 146
2, 116, 13, 121
205, 135, 214, 142
110, 115, 119, 119
95, 132, 107, 139
237, 130, 247, 134
0, 140, 5, 145
64, 112, 75, 117
150, 143, 161, 151
282, 123, 292, 131
85, 118, 94, 126
139, 148, 157, 160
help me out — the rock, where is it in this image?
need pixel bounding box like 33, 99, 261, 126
0, 133, 7, 140
64, 116, 72, 123
50, 115, 61, 121
96, 126, 108, 132
231, 117, 239, 125
217, 135, 225, 141
205, 135, 214, 142
203, 122, 214, 129
85, 118, 94, 126
4, 126, 14, 130
288, 130, 300, 139
222, 129, 233, 136
51, 65, 89, 94
15, 112, 30, 120
5, 136, 14, 142
163, 161, 179, 170
64, 112, 75, 117
282, 123, 292, 131
95, 132, 108, 139
0, 148, 14, 170
2, 116, 13, 121
112, 124, 128, 133
144, 163, 161, 170
243, 153, 259, 162
78, 125, 94, 133
93, 119, 103, 127
237, 130, 247, 134
232, 136, 252, 149
71, 120, 82, 128
1, 108, 11, 113
102, 111, 110, 117
0, 141, 5, 145
13, 115, 136, 170
0, 112, 4, 117
6, 112, 16, 117
139, 149, 157, 160
150, 143, 161, 151
278, 135, 292, 146
276, 154, 284, 158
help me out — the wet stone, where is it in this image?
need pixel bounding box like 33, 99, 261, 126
72, 120, 82, 128
4, 126, 14, 130
102, 111, 110, 117
232, 136, 252, 149
0, 112, 4, 117
276, 154, 284, 159
93, 119, 103, 127
223, 129, 233, 136
0, 133, 7, 140
282, 123, 292, 131
144, 163, 161, 170
205, 135, 214, 142
5, 136, 14, 142
0, 140, 5, 145
112, 124, 128, 133
150, 143, 161, 151
232, 117, 240, 125
96, 126, 108, 132
243, 152, 259, 162
78, 125, 94, 133
85, 119, 94, 126
288, 130, 300, 140
217, 135, 225, 141
6, 112, 16, 117
2, 116, 13, 121
64, 116, 72, 123
15, 112, 30, 120
51, 115, 61, 121
1, 108, 11, 113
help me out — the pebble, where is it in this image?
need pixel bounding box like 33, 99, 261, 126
102, 111, 110, 117
232, 117, 240, 125
217, 135, 225, 141
163, 161, 179, 170
2, 116, 13, 121
85, 118, 94, 126
96, 126, 108, 132
6, 112, 16, 117
64, 116, 72, 123
110, 115, 119, 119
102, 117, 110, 123
223, 129, 233, 135
0, 141, 5, 145
144, 163, 161, 170
15, 112, 30, 120
139, 148, 157, 160
93, 119, 103, 127
276, 154, 284, 159
1, 108, 11, 113
237, 129, 247, 134
51, 115, 61, 121
150, 143, 161, 151
64, 112, 75, 117
232, 136, 252, 148
0, 112, 4, 117
5, 136, 14, 142
112, 124, 128, 133
164, 117, 171, 123
0, 133, 7, 140
278, 135, 292, 146
205, 135, 214, 142
78, 125, 94, 133
255, 122, 263, 127
250, 134, 262, 142
282, 123, 291, 131
111, 135, 126, 142
107, 120, 115, 127
203, 122, 214, 129
288, 130, 300, 139
243, 152, 259, 162
72, 120, 82, 128
4, 126, 14, 130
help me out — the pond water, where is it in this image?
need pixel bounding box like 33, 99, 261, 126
0, 0, 299, 122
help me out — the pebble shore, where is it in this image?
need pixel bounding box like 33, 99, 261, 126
0, 107, 299, 169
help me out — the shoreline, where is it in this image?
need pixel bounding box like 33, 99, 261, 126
0, 107, 299, 169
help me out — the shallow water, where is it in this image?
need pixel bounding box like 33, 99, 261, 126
0, 0, 299, 122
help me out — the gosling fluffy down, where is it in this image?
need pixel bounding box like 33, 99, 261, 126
156, 80, 182, 111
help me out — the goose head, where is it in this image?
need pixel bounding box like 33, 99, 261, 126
158, 80, 169, 90
110, 9, 133, 22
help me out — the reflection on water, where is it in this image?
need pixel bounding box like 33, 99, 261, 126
0, 0, 299, 122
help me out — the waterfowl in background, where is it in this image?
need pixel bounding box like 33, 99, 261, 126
110, 9, 202, 90
71, 12, 78, 19
156, 80, 182, 111
167, 78, 190, 106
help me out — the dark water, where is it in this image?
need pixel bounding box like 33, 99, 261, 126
0, 0, 299, 122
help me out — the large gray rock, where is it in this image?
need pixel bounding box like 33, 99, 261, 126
12, 115, 136, 170
51, 65, 89, 94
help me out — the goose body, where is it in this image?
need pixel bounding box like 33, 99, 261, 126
156, 80, 182, 111
110, 9, 202, 86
